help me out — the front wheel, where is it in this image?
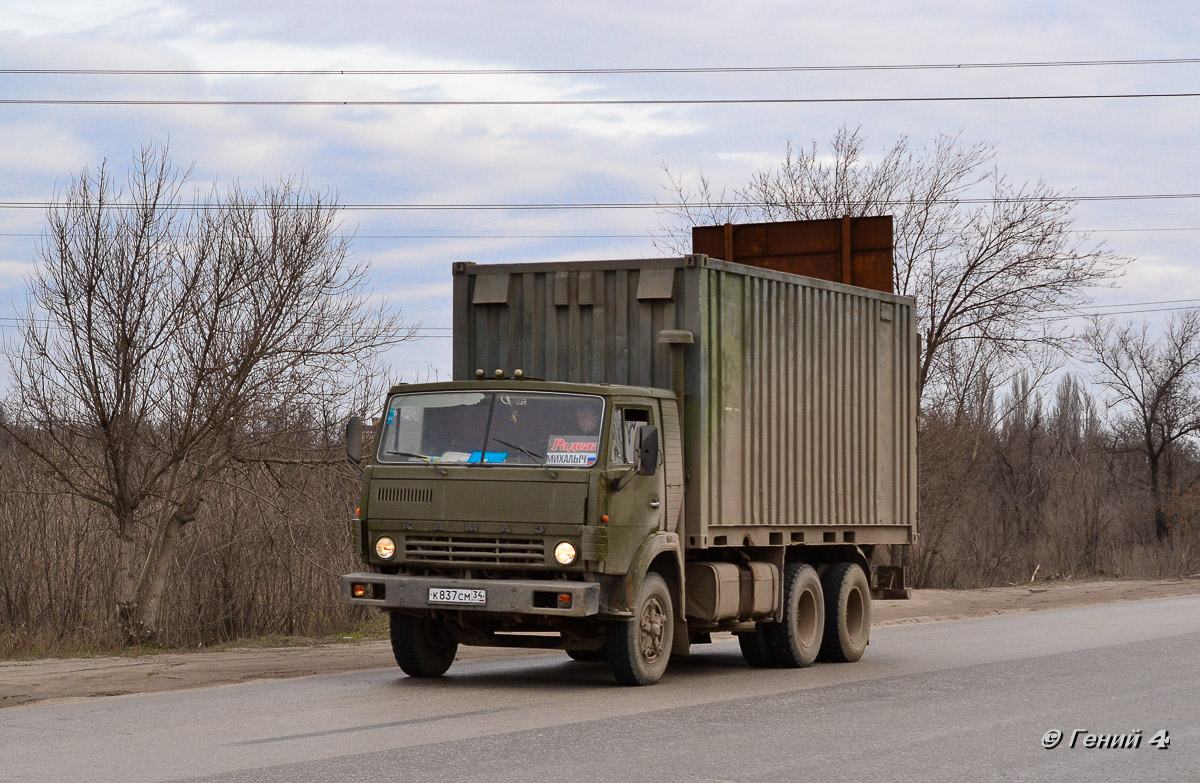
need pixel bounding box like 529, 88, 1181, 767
389, 612, 458, 677
607, 572, 673, 685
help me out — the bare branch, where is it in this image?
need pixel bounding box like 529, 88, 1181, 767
659, 125, 1127, 404
0, 144, 410, 644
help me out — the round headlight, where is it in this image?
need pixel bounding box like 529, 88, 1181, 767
375, 536, 396, 559
553, 541, 577, 566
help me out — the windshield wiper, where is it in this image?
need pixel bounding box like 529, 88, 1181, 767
385, 451, 449, 476
492, 439, 557, 479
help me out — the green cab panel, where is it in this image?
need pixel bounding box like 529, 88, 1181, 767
368, 473, 588, 526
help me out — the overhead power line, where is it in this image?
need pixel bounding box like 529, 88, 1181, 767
3, 92, 1200, 107
1049, 304, 1200, 320
1, 226, 1200, 240
1084, 227, 1200, 233
12, 303, 1197, 322
0, 231, 654, 239
0, 317, 454, 339
5, 303, 1199, 333
5, 57, 1200, 77
1080, 298, 1200, 310
3, 193, 1200, 212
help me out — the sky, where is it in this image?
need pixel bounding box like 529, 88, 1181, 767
2, 0, 1199, 385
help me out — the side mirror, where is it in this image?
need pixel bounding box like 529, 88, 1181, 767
346, 416, 363, 467
634, 425, 659, 476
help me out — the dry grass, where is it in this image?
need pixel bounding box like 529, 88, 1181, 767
4, 404, 1200, 655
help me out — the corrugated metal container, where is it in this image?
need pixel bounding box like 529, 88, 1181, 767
452, 255, 917, 547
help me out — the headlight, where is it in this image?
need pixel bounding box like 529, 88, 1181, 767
375, 536, 396, 559
553, 541, 577, 565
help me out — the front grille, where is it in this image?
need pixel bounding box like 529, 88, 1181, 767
403, 535, 545, 565
378, 486, 433, 503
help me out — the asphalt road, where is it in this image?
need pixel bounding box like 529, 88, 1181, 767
3, 596, 1198, 783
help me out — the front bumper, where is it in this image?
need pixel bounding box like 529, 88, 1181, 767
340, 572, 602, 618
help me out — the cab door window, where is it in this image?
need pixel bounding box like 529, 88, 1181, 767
610, 407, 651, 465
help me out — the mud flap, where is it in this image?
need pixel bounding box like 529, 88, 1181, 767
870, 564, 911, 599
671, 619, 691, 656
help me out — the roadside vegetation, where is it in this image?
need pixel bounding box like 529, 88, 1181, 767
0, 145, 402, 656
2, 134, 1199, 657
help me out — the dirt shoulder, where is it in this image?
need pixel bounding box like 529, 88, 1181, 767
4, 577, 1198, 709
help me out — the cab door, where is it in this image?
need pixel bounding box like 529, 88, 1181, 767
604, 399, 666, 544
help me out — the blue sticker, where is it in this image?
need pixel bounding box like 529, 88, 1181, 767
468, 451, 508, 463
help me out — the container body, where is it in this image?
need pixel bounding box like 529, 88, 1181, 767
452, 254, 917, 548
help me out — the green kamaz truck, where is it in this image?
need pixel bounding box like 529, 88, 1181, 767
342, 221, 917, 685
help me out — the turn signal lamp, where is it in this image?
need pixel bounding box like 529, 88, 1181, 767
375, 536, 396, 559
352, 583, 367, 598
553, 541, 577, 565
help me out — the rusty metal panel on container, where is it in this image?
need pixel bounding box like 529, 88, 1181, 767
692, 216, 894, 293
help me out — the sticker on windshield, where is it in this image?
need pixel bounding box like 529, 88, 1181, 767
467, 451, 509, 464
546, 435, 599, 466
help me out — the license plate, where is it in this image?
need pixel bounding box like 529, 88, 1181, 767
428, 587, 487, 606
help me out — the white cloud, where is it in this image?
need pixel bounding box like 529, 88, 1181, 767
0, 260, 36, 288
3, 0, 181, 36
373, 281, 452, 304
154, 36, 702, 141
3, 0, 1200, 379
0, 123, 93, 177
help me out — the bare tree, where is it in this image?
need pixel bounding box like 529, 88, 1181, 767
1, 144, 411, 644
1080, 310, 1200, 540
660, 126, 1126, 402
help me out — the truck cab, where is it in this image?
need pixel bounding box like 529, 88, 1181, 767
342, 377, 685, 684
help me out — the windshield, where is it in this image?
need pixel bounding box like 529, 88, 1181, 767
377, 391, 605, 468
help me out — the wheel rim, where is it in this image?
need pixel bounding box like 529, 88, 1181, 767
796, 587, 819, 647
639, 595, 667, 662
846, 586, 865, 641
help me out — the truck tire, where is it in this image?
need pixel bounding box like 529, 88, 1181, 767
737, 628, 774, 668
763, 563, 824, 668
818, 562, 871, 662
607, 572, 673, 685
389, 611, 458, 677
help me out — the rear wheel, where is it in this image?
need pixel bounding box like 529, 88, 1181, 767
607, 572, 673, 685
389, 612, 458, 677
818, 562, 872, 662
737, 628, 774, 667
763, 563, 824, 668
